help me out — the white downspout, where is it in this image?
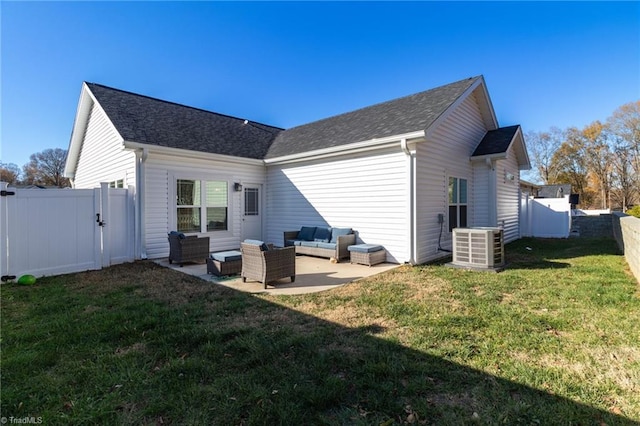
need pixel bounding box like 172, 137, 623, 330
135, 148, 148, 259
401, 138, 417, 265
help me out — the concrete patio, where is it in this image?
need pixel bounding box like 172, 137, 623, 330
156, 255, 399, 295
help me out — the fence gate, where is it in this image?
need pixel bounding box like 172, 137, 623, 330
0, 182, 134, 281
519, 193, 571, 238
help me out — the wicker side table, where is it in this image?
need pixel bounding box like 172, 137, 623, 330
348, 244, 386, 266
207, 250, 242, 276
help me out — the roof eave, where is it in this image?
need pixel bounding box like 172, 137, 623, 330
469, 152, 508, 162
123, 141, 266, 166
264, 130, 427, 165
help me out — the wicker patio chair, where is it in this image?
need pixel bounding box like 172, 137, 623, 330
240, 242, 296, 289
168, 232, 210, 266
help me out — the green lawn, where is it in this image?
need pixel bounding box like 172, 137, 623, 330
2, 237, 639, 425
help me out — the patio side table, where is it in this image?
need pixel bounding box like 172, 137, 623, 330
207, 250, 242, 276
348, 244, 386, 266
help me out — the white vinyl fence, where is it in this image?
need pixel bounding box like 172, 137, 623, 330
520, 194, 572, 238
0, 182, 134, 281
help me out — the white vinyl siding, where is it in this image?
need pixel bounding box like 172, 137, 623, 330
72, 103, 135, 189
266, 149, 409, 263
496, 148, 521, 243
414, 92, 487, 264
472, 162, 491, 226
143, 152, 265, 259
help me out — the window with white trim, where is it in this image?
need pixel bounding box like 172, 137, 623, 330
448, 177, 468, 232
176, 179, 228, 233
109, 179, 124, 188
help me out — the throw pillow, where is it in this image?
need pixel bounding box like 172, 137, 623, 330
330, 228, 352, 243
298, 226, 316, 241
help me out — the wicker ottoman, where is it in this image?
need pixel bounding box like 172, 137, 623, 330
348, 244, 386, 266
207, 250, 242, 276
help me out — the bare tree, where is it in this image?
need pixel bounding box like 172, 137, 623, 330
22, 148, 70, 188
0, 162, 21, 185
607, 101, 640, 175
609, 140, 637, 210
607, 101, 640, 208
526, 127, 564, 184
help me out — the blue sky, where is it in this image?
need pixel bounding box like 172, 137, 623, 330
2, 1, 639, 179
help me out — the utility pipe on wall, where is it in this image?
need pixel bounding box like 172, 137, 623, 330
135, 147, 148, 259
401, 138, 417, 265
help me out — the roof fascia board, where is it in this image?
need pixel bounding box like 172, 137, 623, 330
64, 83, 93, 178
264, 130, 426, 165
513, 126, 532, 170
475, 76, 499, 130
123, 141, 265, 166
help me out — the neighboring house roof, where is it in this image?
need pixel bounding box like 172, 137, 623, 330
471, 124, 530, 170
538, 184, 571, 198
265, 76, 481, 159
86, 83, 283, 160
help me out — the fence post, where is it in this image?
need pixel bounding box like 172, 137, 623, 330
127, 185, 136, 261
93, 187, 103, 269
0, 182, 8, 281
100, 182, 111, 268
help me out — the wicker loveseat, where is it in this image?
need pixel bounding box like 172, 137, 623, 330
168, 232, 210, 266
284, 226, 356, 261
241, 241, 296, 289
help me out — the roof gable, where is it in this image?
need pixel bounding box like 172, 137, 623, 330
472, 125, 531, 170
85, 83, 283, 160
265, 76, 482, 159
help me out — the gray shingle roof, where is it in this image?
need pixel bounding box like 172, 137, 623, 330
265, 76, 480, 159
86, 76, 481, 161
472, 125, 521, 157
86, 83, 283, 160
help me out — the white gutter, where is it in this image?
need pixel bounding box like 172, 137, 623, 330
265, 130, 426, 165
401, 138, 417, 265
124, 141, 265, 166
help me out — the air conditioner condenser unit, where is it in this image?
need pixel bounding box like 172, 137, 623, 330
448, 227, 505, 272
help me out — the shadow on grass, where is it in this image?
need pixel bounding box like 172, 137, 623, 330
2, 261, 637, 424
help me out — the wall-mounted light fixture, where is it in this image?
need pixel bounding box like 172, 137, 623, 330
505, 172, 515, 182
234, 182, 243, 192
